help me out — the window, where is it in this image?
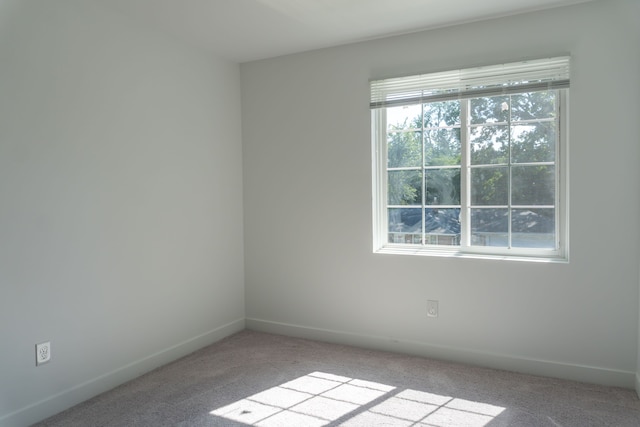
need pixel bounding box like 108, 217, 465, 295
371, 57, 569, 260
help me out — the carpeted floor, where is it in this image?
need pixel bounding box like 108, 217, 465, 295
33, 330, 640, 426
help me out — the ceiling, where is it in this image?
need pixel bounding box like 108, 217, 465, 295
99, 0, 594, 63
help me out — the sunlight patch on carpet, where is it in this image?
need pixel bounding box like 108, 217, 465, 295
210, 371, 505, 426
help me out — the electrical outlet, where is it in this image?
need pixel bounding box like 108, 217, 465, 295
427, 300, 439, 318
36, 342, 51, 366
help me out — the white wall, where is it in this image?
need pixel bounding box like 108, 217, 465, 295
0, 1, 244, 425
242, 0, 640, 388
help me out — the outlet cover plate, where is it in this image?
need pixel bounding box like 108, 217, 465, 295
36, 342, 51, 366
427, 300, 439, 318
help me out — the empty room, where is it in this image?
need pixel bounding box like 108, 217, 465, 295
1, 0, 639, 426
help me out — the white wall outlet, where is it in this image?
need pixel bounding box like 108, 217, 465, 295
36, 342, 51, 366
427, 300, 439, 318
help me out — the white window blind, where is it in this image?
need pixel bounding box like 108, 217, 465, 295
370, 57, 570, 109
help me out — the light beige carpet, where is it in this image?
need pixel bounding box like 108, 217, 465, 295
34, 330, 640, 426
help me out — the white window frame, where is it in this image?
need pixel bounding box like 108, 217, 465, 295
371, 58, 569, 262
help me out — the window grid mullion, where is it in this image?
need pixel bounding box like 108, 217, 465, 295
507, 94, 513, 249
421, 103, 426, 245
460, 99, 470, 248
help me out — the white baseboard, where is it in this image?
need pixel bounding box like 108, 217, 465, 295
246, 317, 636, 390
0, 318, 245, 427
4, 317, 634, 427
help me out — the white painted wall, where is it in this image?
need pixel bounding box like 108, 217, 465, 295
0, 1, 244, 425
242, 0, 640, 388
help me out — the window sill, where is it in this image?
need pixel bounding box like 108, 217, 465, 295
374, 245, 568, 263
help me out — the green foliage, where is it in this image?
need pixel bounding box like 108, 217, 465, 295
387, 91, 557, 209
387, 126, 421, 169
388, 170, 421, 205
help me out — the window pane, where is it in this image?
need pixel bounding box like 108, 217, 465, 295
470, 167, 508, 205
512, 165, 555, 205
423, 100, 460, 127
425, 128, 461, 166
511, 91, 556, 121
511, 122, 556, 163
388, 208, 422, 244
470, 96, 509, 124
470, 208, 508, 247
388, 170, 422, 205
387, 104, 422, 131
387, 131, 422, 168
426, 168, 460, 205
512, 208, 556, 248
425, 208, 460, 245
470, 125, 509, 165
